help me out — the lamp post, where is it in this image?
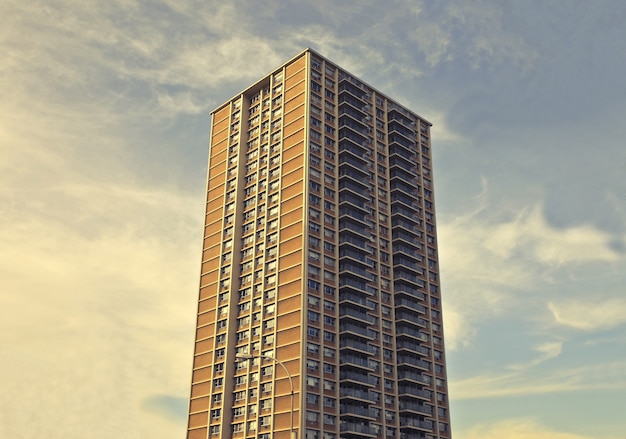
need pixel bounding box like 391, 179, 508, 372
236, 353, 297, 439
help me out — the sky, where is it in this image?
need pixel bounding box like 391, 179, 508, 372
2, 0, 625, 438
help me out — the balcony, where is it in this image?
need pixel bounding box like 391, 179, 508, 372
400, 432, 433, 439
392, 218, 421, 234
340, 404, 377, 419
339, 291, 369, 309
398, 385, 432, 399
388, 121, 415, 142
339, 146, 369, 167
339, 322, 373, 339
339, 338, 375, 355
340, 421, 376, 437
394, 257, 424, 276
398, 401, 433, 415
340, 105, 371, 125
396, 325, 429, 341
397, 342, 430, 357
389, 166, 415, 182
339, 228, 371, 247
392, 229, 421, 247
340, 115, 370, 137
340, 387, 377, 402
389, 132, 416, 151
339, 307, 376, 326
393, 270, 423, 286
338, 276, 367, 292
394, 284, 426, 300
339, 247, 369, 263
393, 248, 423, 265
340, 370, 377, 386
339, 178, 369, 194
390, 179, 418, 195
395, 297, 427, 314
340, 262, 375, 283
338, 80, 370, 101
389, 154, 416, 173
338, 95, 370, 118
339, 210, 370, 230
389, 145, 415, 161
340, 353, 375, 372
398, 364, 432, 378
339, 193, 369, 213
399, 417, 433, 431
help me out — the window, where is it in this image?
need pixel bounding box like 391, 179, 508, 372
306, 393, 319, 404
307, 359, 320, 371
309, 264, 322, 278
307, 342, 320, 354
323, 363, 335, 374
307, 376, 319, 387
306, 411, 319, 423
308, 310, 320, 322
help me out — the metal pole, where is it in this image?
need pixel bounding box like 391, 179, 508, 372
236, 354, 296, 439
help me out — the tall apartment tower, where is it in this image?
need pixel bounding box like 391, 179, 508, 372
186, 49, 451, 439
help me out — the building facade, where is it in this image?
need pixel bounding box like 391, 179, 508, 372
186, 49, 451, 439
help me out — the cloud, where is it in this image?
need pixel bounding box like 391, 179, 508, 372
407, 1, 538, 70
438, 178, 623, 351
457, 418, 594, 439
450, 360, 626, 399
508, 341, 563, 371
548, 298, 626, 331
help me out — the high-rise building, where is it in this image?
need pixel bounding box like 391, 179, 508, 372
186, 49, 451, 439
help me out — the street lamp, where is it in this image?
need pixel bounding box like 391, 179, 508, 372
236, 353, 297, 439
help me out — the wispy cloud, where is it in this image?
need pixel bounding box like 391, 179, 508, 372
457, 418, 595, 439
451, 360, 626, 399
549, 298, 626, 331
438, 178, 623, 350
508, 341, 564, 371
